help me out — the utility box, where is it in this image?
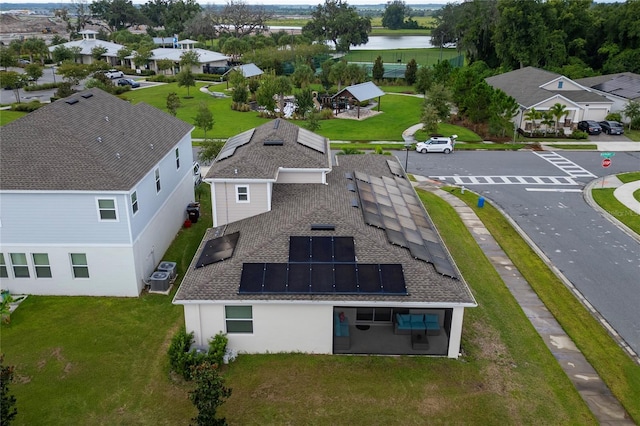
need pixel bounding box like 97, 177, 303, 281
157, 261, 177, 280
149, 271, 170, 292
187, 202, 200, 223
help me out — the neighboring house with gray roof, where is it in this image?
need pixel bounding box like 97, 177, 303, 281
173, 120, 476, 357
48, 30, 127, 67
135, 39, 229, 75
0, 88, 196, 297
486, 66, 614, 133
575, 73, 640, 122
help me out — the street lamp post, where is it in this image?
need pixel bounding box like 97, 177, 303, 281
404, 142, 412, 172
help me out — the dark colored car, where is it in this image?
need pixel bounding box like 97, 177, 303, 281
598, 120, 624, 135
577, 120, 602, 135
117, 78, 140, 88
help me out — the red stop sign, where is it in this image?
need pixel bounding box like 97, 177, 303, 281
602, 158, 611, 168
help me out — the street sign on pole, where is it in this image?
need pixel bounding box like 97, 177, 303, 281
602, 158, 611, 168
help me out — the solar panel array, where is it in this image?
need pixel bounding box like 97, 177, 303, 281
594, 75, 640, 100
387, 159, 405, 178
195, 232, 240, 268
217, 129, 255, 160
297, 127, 326, 153
354, 173, 458, 279
238, 236, 408, 295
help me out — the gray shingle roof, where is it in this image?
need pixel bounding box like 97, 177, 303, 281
175, 154, 476, 306
485, 66, 610, 107
0, 88, 193, 191
207, 119, 330, 180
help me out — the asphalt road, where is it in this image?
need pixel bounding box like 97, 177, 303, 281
401, 149, 640, 355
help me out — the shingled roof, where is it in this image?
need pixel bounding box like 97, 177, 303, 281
206, 119, 331, 180
485, 66, 609, 107
175, 155, 476, 306
0, 88, 194, 191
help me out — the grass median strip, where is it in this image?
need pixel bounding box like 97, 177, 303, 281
442, 186, 640, 423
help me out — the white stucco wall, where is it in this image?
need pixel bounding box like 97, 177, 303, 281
184, 302, 334, 354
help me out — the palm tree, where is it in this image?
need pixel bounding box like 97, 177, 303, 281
524, 108, 541, 134
549, 103, 569, 134
540, 111, 554, 136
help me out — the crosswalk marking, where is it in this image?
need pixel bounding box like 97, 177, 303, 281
430, 176, 579, 185
533, 151, 597, 178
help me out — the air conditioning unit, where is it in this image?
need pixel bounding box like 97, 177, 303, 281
149, 271, 170, 292
157, 261, 177, 280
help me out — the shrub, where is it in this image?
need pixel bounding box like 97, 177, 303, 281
11, 100, 44, 112
631, 116, 640, 130
24, 82, 61, 92
168, 327, 204, 380
605, 112, 622, 122
208, 333, 228, 366
570, 130, 588, 139
148, 74, 177, 83
320, 108, 334, 120
194, 73, 223, 82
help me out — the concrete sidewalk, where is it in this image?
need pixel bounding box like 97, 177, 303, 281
413, 178, 634, 424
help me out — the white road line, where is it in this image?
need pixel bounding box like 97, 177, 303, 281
533, 151, 597, 178
431, 176, 579, 185
525, 188, 584, 192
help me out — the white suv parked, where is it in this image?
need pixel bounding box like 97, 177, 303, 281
104, 69, 124, 79
415, 135, 457, 154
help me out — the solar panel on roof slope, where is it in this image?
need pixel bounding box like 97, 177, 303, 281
264, 263, 288, 292
288, 264, 311, 292
297, 127, 326, 153
217, 129, 254, 160
312, 237, 333, 262
357, 264, 381, 293
408, 242, 431, 262
333, 237, 356, 262
335, 264, 358, 292
195, 232, 240, 268
239, 263, 265, 293
289, 236, 311, 262
380, 264, 406, 293
311, 264, 334, 292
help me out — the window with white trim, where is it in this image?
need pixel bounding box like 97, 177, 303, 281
225, 306, 253, 333
97, 199, 117, 221
175, 148, 180, 169
32, 253, 52, 278
236, 185, 249, 203
10, 253, 29, 278
131, 191, 139, 214
155, 168, 161, 193
70, 253, 89, 278
0, 254, 8, 278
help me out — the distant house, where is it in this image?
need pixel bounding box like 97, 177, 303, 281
48, 30, 126, 66
0, 89, 195, 297
486, 67, 614, 133
575, 73, 640, 121
139, 39, 229, 75
173, 119, 476, 358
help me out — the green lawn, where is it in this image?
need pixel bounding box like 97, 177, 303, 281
0, 110, 26, 126
591, 172, 640, 235
415, 123, 483, 142
447, 187, 640, 423
1, 177, 599, 425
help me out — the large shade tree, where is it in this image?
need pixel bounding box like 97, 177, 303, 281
302, 0, 371, 52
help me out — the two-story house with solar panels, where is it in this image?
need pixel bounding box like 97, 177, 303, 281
0, 89, 195, 296
173, 119, 476, 357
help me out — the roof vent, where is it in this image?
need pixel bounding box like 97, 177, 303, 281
97, 137, 102, 143
311, 224, 335, 231
234, 168, 238, 175
81, 93, 93, 99
264, 139, 283, 146
65, 99, 79, 105
116, 153, 121, 159
150, 143, 154, 149
351, 199, 359, 208
105, 116, 109, 122
273, 120, 280, 129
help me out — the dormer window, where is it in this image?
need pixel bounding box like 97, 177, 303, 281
558, 81, 563, 89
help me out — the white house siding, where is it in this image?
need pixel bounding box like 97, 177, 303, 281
212, 181, 271, 226
0, 192, 131, 245
275, 169, 327, 184
582, 104, 611, 122
184, 302, 333, 354
0, 245, 137, 296
132, 173, 195, 289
